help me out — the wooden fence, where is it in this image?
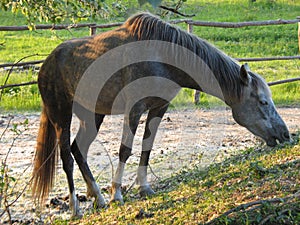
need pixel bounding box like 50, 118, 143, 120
0, 17, 300, 101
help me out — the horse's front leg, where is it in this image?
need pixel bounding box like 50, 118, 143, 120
110, 144, 132, 204
110, 106, 145, 204
137, 104, 169, 197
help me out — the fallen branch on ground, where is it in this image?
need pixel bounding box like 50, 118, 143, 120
206, 190, 300, 225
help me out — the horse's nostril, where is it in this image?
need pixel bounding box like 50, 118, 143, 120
283, 131, 290, 140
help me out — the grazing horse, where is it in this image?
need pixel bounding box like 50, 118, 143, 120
32, 13, 290, 217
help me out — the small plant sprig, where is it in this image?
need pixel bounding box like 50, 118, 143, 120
0, 117, 29, 224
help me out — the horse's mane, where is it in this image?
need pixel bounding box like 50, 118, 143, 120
123, 13, 245, 99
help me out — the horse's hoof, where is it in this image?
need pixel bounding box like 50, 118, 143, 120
69, 194, 82, 220
71, 212, 83, 220
110, 187, 124, 205
139, 185, 155, 197
94, 198, 107, 209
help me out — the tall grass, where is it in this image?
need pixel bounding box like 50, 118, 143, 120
0, 0, 299, 111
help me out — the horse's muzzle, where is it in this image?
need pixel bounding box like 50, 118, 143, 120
266, 130, 291, 147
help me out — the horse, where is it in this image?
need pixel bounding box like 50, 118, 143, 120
32, 13, 290, 217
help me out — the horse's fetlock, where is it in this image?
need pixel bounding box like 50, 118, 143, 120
110, 182, 124, 204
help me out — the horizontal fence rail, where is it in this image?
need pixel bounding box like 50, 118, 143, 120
0, 23, 97, 31
186, 19, 300, 28
0, 18, 299, 31
268, 77, 300, 86
236, 55, 300, 62
0, 81, 37, 90
0, 60, 44, 68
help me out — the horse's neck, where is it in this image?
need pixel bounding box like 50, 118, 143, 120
193, 55, 240, 103
172, 59, 235, 102
167, 39, 240, 103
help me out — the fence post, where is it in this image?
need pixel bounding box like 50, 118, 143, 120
298, 16, 300, 53
187, 22, 201, 105
187, 23, 193, 33
90, 26, 97, 36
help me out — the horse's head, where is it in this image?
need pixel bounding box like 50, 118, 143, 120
230, 64, 290, 147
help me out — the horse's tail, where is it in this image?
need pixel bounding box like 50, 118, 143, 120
32, 106, 58, 204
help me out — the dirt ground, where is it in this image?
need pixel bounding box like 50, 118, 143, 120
0, 107, 299, 223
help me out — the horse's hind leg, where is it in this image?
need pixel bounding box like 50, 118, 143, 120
110, 105, 146, 203
71, 113, 106, 208
137, 104, 169, 197
59, 126, 82, 217
50, 110, 82, 217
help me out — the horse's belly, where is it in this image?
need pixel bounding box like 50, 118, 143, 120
73, 96, 125, 115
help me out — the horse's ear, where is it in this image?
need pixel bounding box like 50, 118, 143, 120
240, 63, 251, 86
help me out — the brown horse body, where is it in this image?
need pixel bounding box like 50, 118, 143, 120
32, 13, 290, 217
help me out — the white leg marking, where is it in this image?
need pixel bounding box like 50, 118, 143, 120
111, 162, 126, 202
137, 165, 155, 197
113, 161, 125, 185
136, 165, 148, 187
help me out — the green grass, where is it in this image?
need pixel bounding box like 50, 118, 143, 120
0, 70, 40, 111
0, 0, 299, 111
53, 134, 300, 225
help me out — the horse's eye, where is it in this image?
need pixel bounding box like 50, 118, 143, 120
259, 99, 268, 105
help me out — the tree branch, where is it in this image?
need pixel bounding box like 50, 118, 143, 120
159, 5, 195, 17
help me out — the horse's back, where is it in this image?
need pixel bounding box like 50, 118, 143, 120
38, 27, 133, 109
